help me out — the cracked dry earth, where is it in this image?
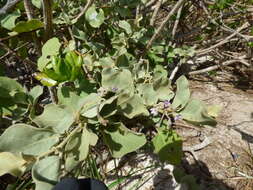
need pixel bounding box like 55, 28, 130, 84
106, 80, 253, 190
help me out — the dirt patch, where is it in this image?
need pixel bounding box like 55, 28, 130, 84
185, 80, 253, 189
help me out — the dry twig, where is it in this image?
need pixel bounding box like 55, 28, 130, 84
146, 0, 186, 50
150, 0, 163, 26
73, 0, 94, 23
0, 0, 22, 15
197, 22, 250, 55
189, 59, 250, 75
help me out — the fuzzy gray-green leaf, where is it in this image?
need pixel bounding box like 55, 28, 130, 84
152, 129, 183, 164
0, 124, 59, 156
32, 156, 60, 190
172, 76, 190, 110
118, 94, 149, 119
179, 99, 217, 126
103, 123, 146, 158
102, 68, 134, 94
33, 104, 76, 134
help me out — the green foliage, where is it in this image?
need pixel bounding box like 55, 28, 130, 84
0, 77, 28, 118
214, 0, 235, 10
152, 129, 183, 165
38, 37, 62, 72
179, 99, 217, 126
13, 19, 44, 33
32, 156, 60, 190
0, 152, 26, 177
65, 127, 98, 171
0, 10, 21, 30
0, 1, 222, 189
103, 123, 147, 158
171, 76, 190, 110
0, 124, 59, 156
85, 6, 105, 28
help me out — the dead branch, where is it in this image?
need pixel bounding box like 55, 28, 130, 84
0, 0, 22, 15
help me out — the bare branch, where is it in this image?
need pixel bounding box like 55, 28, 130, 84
150, 0, 163, 26
0, 0, 22, 15
146, 0, 186, 50
197, 22, 250, 55
189, 59, 250, 75
172, 5, 183, 40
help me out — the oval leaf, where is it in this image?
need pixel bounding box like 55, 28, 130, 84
152, 129, 183, 165
32, 156, 60, 190
85, 6, 105, 28
172, 76, 190, 110
0, 124, 59, 156
0, 152, 26, 177
13, 19, 44, 33
103, 123, 146, 158
179, 99, 217, 126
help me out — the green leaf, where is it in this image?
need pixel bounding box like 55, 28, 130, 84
118, 20, 132, 34
64, 51, 83, 81
65, 127, 98, 171
72, 26, 87, 41
42, 37, 61, 57
99, 57, 115, 68
0, 76, 24, 98
118, 94, 149, 119
137, 83, 158, 106
28, 86, 43, 104
38, 38, 61, 71
153, 66, 174, 101
32, 156, 60, 190
0, 78, 27, 117
33, 73, 58, 86
0, 124, 59, 156
33, 104, 76, 134
85, 6, 105, 28
0, 152, 26, 177
152, 129, 183, 164
179, 99, 217, 126
206, 105, 222, 118
80, 93, 101, 118
0, 10, 21, 30
172, 76, 190, 110
102, 68, 134, 94
99, 95, 118, 118
58, 85, 99, 116
13, 19, 43, 33
103, 123, 146, 158
43, 56, 70, 82
32, 0, 41, 9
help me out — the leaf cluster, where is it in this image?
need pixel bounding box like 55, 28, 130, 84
0, 1, 222, 189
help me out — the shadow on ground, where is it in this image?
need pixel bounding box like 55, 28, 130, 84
152, 158, 234, 190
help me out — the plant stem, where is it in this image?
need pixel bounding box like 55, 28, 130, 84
73, 0, 94, 23
24, 0, 42, 56
42, 0, 53, 42
37, 123, 84, 160
150, 0, 163, 26
48, 86, 57, 104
